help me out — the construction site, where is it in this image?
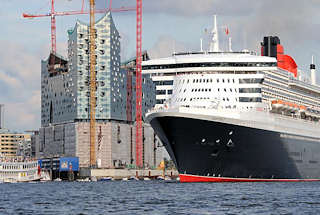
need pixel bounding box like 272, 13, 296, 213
22, 0, 169, 178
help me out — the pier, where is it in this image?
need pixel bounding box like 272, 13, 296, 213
79, 168, 179, 180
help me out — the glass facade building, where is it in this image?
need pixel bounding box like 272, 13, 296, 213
41, 12, 156, 127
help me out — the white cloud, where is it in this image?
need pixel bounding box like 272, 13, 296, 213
0, 72, 21, 88
0, 41, 42, 131
0, 41, 41, 87
4, 102, 39, 132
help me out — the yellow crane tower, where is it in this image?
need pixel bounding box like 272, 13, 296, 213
89, 0, 96, 167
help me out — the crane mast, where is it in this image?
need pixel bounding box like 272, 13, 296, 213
136, 0, 143, 168
89, 0, 96, 167
50, 0, 56, 54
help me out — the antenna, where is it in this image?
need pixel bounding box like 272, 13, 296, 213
0, 104, 4, 129
229, 37, 232, 52
209, 15, 219, 52
311, 55, 316, 85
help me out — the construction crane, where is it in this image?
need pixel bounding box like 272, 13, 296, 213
88, 0, 144, 168
23, 0, 143, 169
89, 0, 96, 167
136, 0, 143, 168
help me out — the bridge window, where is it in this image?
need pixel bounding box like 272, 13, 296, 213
239, 78, 264, 84
239, 88, 262, 93
239, 97, 262, 102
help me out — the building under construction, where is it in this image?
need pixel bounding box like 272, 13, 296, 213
38, 12, 163, 169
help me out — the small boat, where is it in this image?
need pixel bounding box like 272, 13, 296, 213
157, 176, 165, 180
76, 178, 90, 182
129, 176, 139, 181
40, 170, 51, 182
99, 177, 113, 181
157, 176, 172, 181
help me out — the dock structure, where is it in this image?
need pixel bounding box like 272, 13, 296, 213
80, 168, 179, 180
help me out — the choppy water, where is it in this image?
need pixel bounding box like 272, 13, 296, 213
1, 181, 320, 214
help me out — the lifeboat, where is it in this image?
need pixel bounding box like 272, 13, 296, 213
271, 100, 284, 110
271, 100, 300, 113
299, 105, 306, 113
286, 102, 296, 112
306, 108, 320, 120
283, 101, 291, 112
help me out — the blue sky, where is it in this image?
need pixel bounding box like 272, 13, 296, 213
1, 0, 320, 132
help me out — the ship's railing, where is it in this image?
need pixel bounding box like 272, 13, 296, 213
264, 73, 288, 83
172, 51, 258, 56
0, 156, 37, 163
275, 69, 290, 77
148, 104, 269, 113
148, 104, 320, 129
263, 81, 319, 107
288, 77, 320, 94
272, 112, 320, 125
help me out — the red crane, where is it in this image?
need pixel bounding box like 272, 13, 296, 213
136, 0, 143, 168
23, 0, 144, 169
22, 0, 135, 55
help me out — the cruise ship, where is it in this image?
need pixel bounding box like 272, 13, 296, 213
144, 16, 320, 182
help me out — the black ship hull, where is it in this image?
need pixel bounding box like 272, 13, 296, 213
149, 115, 320, 182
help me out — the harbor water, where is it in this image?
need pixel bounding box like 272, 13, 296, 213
1, 181, 320, 214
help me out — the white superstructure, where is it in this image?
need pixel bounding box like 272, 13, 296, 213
142, 50, 277, 109
0, 157, 40, 183
143, 15, 320, 122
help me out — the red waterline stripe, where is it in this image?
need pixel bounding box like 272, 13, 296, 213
179, 174, 320, 183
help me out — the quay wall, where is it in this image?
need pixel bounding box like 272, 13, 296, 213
79, 168, 179, 179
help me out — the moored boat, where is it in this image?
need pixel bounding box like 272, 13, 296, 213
0, 157, 41, 183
